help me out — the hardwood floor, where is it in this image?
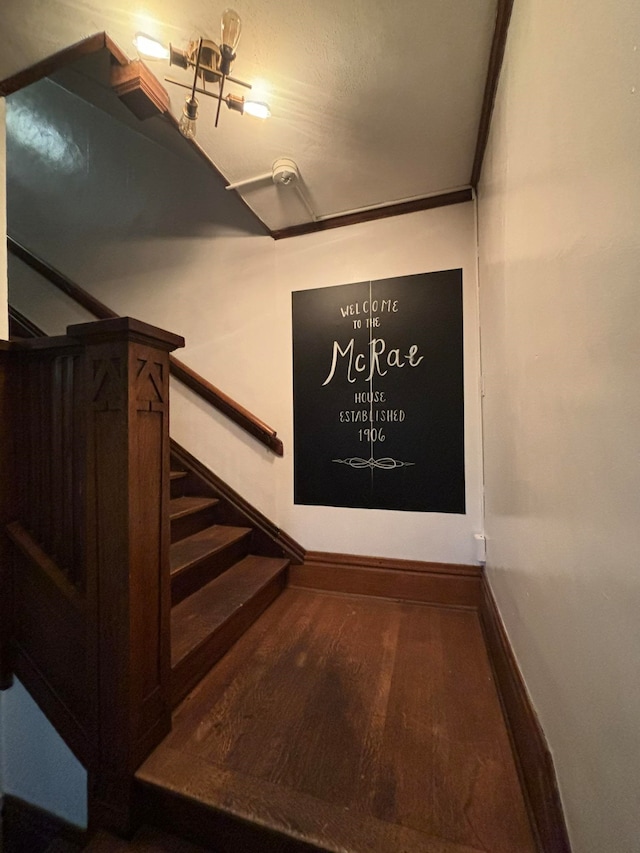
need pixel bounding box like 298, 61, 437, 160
137, 589, 536, 853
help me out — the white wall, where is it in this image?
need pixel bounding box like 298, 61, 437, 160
478, 1, 640, 851
8, 78, 484, 565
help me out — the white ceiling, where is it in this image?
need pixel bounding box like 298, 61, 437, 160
2, 0, 503, 234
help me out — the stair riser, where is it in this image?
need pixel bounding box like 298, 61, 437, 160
169, 475, 188, 500
171, 507, 220, 544
170, 571, 286, 708
171, 536, 252, 606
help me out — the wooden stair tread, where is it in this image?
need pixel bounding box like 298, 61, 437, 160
169, 471, 187, 481
169, 495, 219, 520
140, 591, 535, 852
170, 525, 252, 576
171, 555, 288, 667
84, 827, 208, 851
137, 746, 485, 853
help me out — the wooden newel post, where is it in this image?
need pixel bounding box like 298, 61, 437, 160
70, 318, 184, 833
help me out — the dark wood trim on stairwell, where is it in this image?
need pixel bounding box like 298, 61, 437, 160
470, 0, 515, 188
8, 304, 45, 339
8, 237, 119, 322
271, 189, 474, 240
6, 521, 87, 615
110, 59, 169, 120
289, 550, 482, 609
0, 32, 128, 96
7, 237, 284, 456
479, 578, 572, 853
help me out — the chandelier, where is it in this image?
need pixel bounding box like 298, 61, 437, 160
134, 9, 270, 139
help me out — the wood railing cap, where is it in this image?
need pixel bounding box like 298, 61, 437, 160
10, 335, 81, 352
68, 317, 185, 352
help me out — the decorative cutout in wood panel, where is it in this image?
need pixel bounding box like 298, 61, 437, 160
135, 358, 165, 411
91, 358, 123, 411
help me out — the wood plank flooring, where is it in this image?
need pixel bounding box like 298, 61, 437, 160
137, 589, 536, 853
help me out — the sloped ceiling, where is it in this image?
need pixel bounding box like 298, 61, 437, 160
1, 0, 510, 235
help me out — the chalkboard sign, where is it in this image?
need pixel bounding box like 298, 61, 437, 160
292, 269, 465, 513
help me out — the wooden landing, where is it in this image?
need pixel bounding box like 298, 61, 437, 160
137, 589, 537, 853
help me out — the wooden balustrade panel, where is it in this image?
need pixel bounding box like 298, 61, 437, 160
24, 357, 41, 541
3, 339, 89, 760
8, 524, 89, 763
16, 346, 85, 587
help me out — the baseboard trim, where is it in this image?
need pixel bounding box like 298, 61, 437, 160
1, 794, 89, 850
304, 550, 481, 575
289, 551, 482, 609
479, 579, 572, 853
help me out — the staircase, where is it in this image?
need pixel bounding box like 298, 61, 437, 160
167, 456, 289, 708
1, 312, 296, 845
2, 303, 550, 852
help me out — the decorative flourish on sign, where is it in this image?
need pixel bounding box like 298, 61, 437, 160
332, 457, 415, 470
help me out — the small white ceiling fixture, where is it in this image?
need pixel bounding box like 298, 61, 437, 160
226, 158, 317, 222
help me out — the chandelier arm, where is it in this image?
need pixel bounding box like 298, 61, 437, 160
215, 75, 226, 127
166, 72, 252, 90
190, 38, 204, 102
166, 78, 226, 103
225, 75, 252, 89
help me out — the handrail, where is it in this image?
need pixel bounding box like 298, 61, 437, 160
8, 304, 48, 339
7, 237, 284, 456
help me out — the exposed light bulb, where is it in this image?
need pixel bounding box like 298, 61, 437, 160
221, 9, 242, 52
244, 100, 271, 120
179, 114, 197, 139
133, 32, 169, 60
179, 97, 198, 139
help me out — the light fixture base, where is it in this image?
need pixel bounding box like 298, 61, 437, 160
272, 158, 300, 186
